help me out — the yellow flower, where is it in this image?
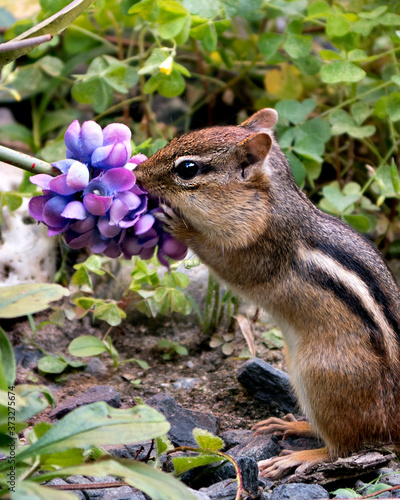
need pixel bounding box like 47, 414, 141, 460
159, 56, 173, 75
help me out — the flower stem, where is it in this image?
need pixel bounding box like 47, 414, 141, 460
0, 144, 57, 175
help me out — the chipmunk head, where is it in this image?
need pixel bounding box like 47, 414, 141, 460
134, 109, 293, 248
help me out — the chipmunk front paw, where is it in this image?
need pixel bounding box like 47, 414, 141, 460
155, 204, 189, 238
252, 414, 315, 439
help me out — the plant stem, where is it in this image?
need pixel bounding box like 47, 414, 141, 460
0, 144, 56, 175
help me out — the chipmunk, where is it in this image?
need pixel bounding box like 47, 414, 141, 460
134, 108, 400, 479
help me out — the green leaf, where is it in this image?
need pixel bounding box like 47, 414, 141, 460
190, 22, 217, 52
326, 13, 351, 38
158, 0, 190, 40
332, 488, 362, 498
94, 303, 126, 326
0, 283, 69, 319
321, 61, 366, 83
293, 136, 324, 163
14, 482, 77, 500
139, 48, 169, 75
157, 68, 185, 97
307, 0, 330, 17
390, 161, 400, 193
68, 335, 107, 357
300, 118, 331, 143
181, 0, 219, 17
0, 0, 97, 67
375, 93, 400, 122
38, 355, 68, 374
359, 6, 387, 19
74, 296, 95, 310
342, 214, 370, 233
0, 327, 16, 390
34, 458, 198, 500
322, 186, 360, 213
128, 0, 159, 22
286, 151, 306, 186
16, 384, 55, 422
72, 76, 113, 113
352, 19, 377, 36
275, 98, 316, 124
346, 125, 376, 139
0, 123, 33, 147
173, 454, 224, 475
37, 55, 64, 76
283, 34, 312, 59
258, 32, 285, 60
193, 428, 224, 451
292, 55, 321, 76
319, 49, 343, 61
350, 101, 371, 125
379, 13, 400, 26
71, 267, 92, 289
10, 403, 170, 465
4, 192, 22, 212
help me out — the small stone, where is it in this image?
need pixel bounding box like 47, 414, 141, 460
85, 358, 108, 379
236, 358, 298, 414
379, 468, 400, 486
228, 434, 281, 462
46, 478, 85, 500
270, 483, 329, 500
14, 345, 44, 369
146, 393, 219, 447
220, 429, 253, 450
189, 488, 211, 500
200, 478, 237, 500
173, 378, 201, 390
52, 385, 121, 419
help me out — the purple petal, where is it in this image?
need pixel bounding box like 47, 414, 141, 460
110, 198, 130, 225
29, 195, 52, 222
121, 236, 142, 258
102, 123, 131, 144
128, 154, 148, 167
52, 159, 76, 174
115, 191, 141, 210
140, 246, 156, 260
89, 230, 108, 253
65, 229, 93, 249
48, 224, 70, 236
66, 161, 89, 191
61, 200, 87, 220
157, 249, 169, 268
161, 235, 188, 260
49, 174, 77, 195
91, 143, 130, 169
80, 121, 103, 157
83, 193, 113, 216
98, 216, 122, 238
103, 240, 122, 258
30, 174, 52, 190
138, 228, 159, 248
102, 168, 135, 192
64, 120, 81, 158
42, 196, 69, 227
70, 215, 96, 233
131, 184, 148, 196
134, 214, 155, 235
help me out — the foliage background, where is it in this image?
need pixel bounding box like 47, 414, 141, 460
1, 0, 400, 256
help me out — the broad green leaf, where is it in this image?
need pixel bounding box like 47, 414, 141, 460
0, 0, 96, 67
342, 214, 370, 233
173, 454, 224, 475
275, 98, 316, 124
9, 403, 169, 465
375, 93, 400, 122
0, 283, 69, 319
321, 62, 366, 83
34, 458, 198, 500
293, 136, 324, 163
14, 482, 78, 500
37, 55, 64, 76
193, 428, 224, 451
139, 48, 169, 75
307, 0, 330, 17
128, 0, 159, 23
391, 161, 400, 193
4, 192, 22, 212
350, 101, 371, 125
16, 384, 55, 422
71, 76, 113, 113
182, 0, 219, 17
391, 75, 400, 88
332, 488, 361, 498
300, 118, 331, 143
94, 303, 126, 326
379, 13, 400, 26
283, 34, 312, 59
286, 151, 306, 186
190, 22, 217, 52
0, 123, 33, 147
158, 69, 185, 97
71, 267, 92, 289
346, 125, 375, 139
322, 186, 360, 213
352, 19, 377, 36
74, 296, 96, 310
292, 55, 321, 76
68, 335, 107, 357
359, 6, 387, 19
319, 49, 343, 61
39, 109, 80, 136
347, 49, 368, 62
326, 13, 351, 38
38, 356, 68, 374
0, 327, 16, 389
258, 32, 285, 60
158, 0, 190, 40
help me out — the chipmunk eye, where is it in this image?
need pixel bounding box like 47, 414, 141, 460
175, 160, 200, 180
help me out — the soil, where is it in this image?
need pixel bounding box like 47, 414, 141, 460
8, 305, 287, 431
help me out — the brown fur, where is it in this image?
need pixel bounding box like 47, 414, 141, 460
134, 109, 400, 478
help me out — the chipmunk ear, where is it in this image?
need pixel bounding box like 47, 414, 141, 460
237, 132, 273, 168
240, 108, 278, 131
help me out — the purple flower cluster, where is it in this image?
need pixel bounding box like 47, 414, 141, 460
28, 120, 187, 266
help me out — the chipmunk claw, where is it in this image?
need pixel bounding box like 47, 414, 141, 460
155, 204, 187, 236
252, 414, 314, 439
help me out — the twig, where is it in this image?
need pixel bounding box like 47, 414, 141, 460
0, 144, 58, 175
0, 34, 52, 53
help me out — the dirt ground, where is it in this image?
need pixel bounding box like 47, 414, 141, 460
9, 303, 287, 432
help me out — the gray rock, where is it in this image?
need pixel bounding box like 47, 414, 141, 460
379, 468, 400, 486
270, 483, 329, 500
14, 345, 44, 369
237, 358, 298, 414
146, 393, 219, 447
220, 429, 253, 450
85, 358, 109, 379
189, 488, 211, 500
200, 478, 237, 500
229, 434, 281, 462
45, 478, 85, 500
52, 385, 121, 419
